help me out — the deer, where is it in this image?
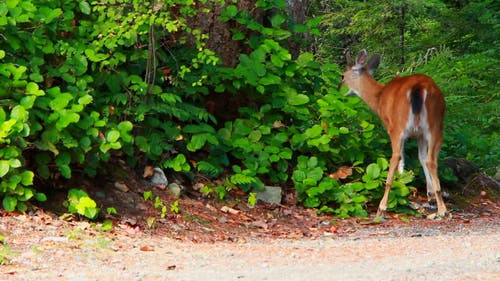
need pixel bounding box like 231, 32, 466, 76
340, 49, 447, 218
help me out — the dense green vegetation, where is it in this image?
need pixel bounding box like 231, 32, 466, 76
0, 0, 497, 217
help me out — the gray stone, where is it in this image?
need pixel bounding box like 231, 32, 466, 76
94, 191, 106, 199
256, 186, 282, 204
168, 183, 182, 198
151, 167, 168, 185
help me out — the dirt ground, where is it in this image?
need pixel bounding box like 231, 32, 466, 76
0, 166, 499, 280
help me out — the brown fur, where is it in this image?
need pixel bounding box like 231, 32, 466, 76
341, 50, 446, 218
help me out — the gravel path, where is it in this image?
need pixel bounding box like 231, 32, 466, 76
2, 222, 499, 281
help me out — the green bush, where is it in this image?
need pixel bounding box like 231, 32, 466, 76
0, 0, 136, 211
65, 188, 99, 220
0, 0, 418, 217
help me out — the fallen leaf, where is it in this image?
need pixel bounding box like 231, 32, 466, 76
205, 204, 217, 212
329, 166, 353, 180
140, 245, 155, 251
272, 120, 286, 128
221, 206, 240, 215
143, 166, 154, 178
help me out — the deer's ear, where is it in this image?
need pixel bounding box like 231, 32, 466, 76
356, 49, 368, 65
367, 54, 381, 75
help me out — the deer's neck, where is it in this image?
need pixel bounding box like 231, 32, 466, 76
360, 79, 384, 114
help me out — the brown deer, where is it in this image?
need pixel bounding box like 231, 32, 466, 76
340, 49, 447, 218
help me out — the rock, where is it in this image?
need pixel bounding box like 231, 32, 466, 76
94, 191, 106, 199
171, 223, 185, 232
41, 236, 69, 243
114, 181, 130, 192
193, 182, 205, 191
256, 186, 282, 205
136, 202, 148, 211
167, 183, 182, 198
151, 167, 168, 185
121, 216, 138, 226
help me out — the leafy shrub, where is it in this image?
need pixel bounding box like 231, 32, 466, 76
65, 188, 99, 220
294, 157, 414, 218
0, 0, 417, 217
0, 0, 135, 211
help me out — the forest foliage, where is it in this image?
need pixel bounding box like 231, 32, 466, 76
0, 0, 497, 217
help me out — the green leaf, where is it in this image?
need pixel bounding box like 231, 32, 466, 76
279, 148, 292, 159
35, 192, 47, 202
377, 158, 389, 171
270, 54, 284, 67
84, 49, 109, 62
0, 160, 9, 177
297, 52, 314, 67
164, 154, 190, 172
187, 134, 207, 152
222, 5, 238, 18
20, 188, 34, 201
304, 197, 320, 208
231, 30, 245, 41
58, 165, 71, 178
364, 181, 380, 190
6, 0, 19, 9
100, 220, 113, 231
397, 171, 415, 184
307, 157, 318, 168
288, 94, 310, 106
117, 121, 133, 132
2, 196, 17, 212
20, 96, 36, 109
365, 163, 380, 180
270, 13, 286, 28
84, 205, 99, 219
339, 127, 349, 134
292, 170, 306, 182
20, 170, 34, 185
305, 125, 322, 139
230, 173, 256, 185
17, 202, 27, 212
143, 190, 153, 200
106, 130, 120, 143
56, 152, 72, 178
49, 93, 73, 110
259, 74, 281, 85
79, 1, 91, 15
10, 105, 27, 121
78, 94, 93, 105
352, 195, 367, 203
9, 159, 21, 168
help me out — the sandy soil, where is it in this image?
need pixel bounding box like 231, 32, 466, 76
1, 166, 499, 281
1, 201, 498, 281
